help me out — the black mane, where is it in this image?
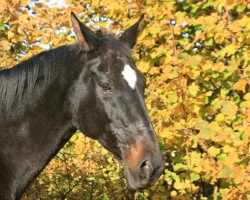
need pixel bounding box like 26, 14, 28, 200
0, 45, 71, 109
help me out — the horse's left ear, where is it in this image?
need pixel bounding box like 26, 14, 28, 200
71, 12, 100, 51
119, 14, 145, 49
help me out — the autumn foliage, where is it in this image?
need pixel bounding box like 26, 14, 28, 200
0, 0, 249, 199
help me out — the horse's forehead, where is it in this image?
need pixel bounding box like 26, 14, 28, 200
101, 49, 130, 68
103, 49, 126, 60
95, 49, 138, 89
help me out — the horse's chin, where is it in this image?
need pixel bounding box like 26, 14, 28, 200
123, 166, 149, 190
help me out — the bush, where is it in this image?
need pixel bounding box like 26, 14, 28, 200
0, 0, 249, 199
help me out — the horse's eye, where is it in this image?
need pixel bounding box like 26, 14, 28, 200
90, 70, 97, 76
99, 82, 112, 91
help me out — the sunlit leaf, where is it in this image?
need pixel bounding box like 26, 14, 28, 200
208, 146, 220, 157
233, 79, 248, 93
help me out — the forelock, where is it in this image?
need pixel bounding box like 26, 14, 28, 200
95, 30, 132, 58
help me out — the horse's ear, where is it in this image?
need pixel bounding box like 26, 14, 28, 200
119, 14, 145, 49
71, 12, 100, 51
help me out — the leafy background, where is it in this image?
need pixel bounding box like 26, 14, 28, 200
0, 0, 249, 199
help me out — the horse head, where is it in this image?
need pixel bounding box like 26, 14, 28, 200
70, 12, 165, 190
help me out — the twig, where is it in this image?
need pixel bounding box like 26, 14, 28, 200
168, 22, 178, 59
213, 185, 218, 200
224, 5, 233, 23
186, 147, 194, 199
168, 116, 221, 171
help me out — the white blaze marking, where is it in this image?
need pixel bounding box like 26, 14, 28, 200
122, 64, 137, 89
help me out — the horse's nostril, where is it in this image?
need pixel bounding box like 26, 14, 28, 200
140, 160, 148, 169
139, 160, 152, 179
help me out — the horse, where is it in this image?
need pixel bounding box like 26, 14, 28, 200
0, 12, 165, 199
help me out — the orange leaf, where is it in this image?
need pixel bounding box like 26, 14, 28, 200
0, 0, 7, 13
233, 79, 248, 93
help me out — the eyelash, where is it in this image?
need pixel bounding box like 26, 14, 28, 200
99, 82, 112, 91
90, 71, 112, 92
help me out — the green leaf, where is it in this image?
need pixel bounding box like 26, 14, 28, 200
191, 4, 200, 14
221, 166, 235, 178
190, 172, 200, 182
196, 120, 215, 139
236, 3, 246, 13
190, 56, 202, 67
179, 38, 189, 46
0, 23, 5, 31
179, 52, 191, 60
180, 0, 191, 11
211, 72, 220, 79
217, 153, 227, 162
204, 38, 213, 47
173, 163, 185, 171
168, 93, 178, 103
201, 0, 213, 9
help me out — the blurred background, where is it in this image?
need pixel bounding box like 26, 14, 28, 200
0, 0, 249, 199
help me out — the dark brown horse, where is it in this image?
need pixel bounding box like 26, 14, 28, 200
0, 12, 165, 199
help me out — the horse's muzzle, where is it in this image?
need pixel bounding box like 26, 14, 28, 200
124, 152, 165, 190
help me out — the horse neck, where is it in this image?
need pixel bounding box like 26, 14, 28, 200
0, 44, 86, 153
0, 45, 86, 197
0, 44, 85, 119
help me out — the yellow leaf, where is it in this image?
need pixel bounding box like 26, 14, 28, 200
175, 11, 186, 25
214, 32, 224, 44
0, 40, 11, 51
8, 31, 14, 39
170, 191, 177, 197
192, 105, 200, 113
143, 38, 155, 47
208, 146, 220, 157
238, 15, 250, 27
19, 14, 29, 21
137, 29, 148, 42
137, 60, 150, 73
20, 0, 27, 7
223, 145, 234, 153
222, 100, 237, 117
233, 79, 248, 93
159, 128, 173, 139
201, 62, 212, 72
148, 67, 160, 75
188, 82, 199, 97
215, 113, 225, 122
225, 44, 237, 55
92, 0, 100, 6
149, 24, 161, 35
174, 181, 187, 190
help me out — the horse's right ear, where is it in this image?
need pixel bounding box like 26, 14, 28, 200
71, 12, 100, 52
119, 14, 145, 49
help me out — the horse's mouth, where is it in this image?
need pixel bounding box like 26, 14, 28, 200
124, 159, 165, 190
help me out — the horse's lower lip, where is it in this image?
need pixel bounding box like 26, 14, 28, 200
148, 164, 165, 185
